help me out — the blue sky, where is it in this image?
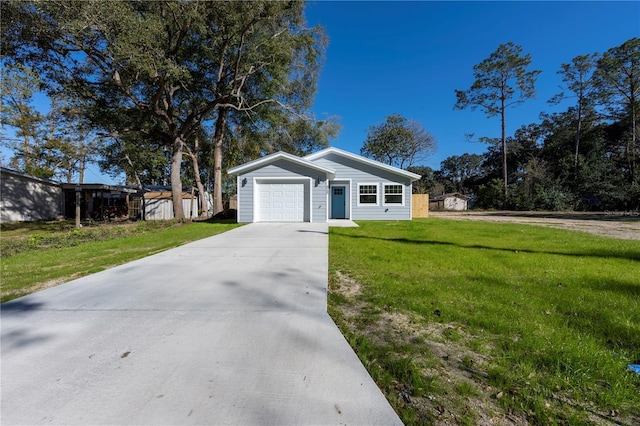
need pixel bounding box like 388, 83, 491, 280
2, 1, 638, 184
305, 1, 640, 170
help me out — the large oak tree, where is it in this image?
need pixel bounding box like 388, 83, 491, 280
2, 0, 325, 218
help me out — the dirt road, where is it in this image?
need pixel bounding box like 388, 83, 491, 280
429, 211, 640, 240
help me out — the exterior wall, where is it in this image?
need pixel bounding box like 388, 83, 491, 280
444, 197, 468, 211
236, 159, 329, 223
310, 153, 412, 220
0, 169, 62, 223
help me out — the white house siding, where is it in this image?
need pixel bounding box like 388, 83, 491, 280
0, 169, 62, 223
236, 159, 328, 223
309, 153, 412, 220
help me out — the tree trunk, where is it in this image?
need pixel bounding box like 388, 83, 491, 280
631, 96, 637, 184
79, 138, 85, 184
212, 108, 229, 216
501, 99, 508, 205
188, 137, 209, 218
574, 101, 582, 181
170, 138, 185, 219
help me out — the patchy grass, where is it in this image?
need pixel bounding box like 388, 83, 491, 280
1, 219, 191, 257
329, 219, 640, 425
1, 220, 240, 302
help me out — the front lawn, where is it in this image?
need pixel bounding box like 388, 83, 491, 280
329, 219, 640, 425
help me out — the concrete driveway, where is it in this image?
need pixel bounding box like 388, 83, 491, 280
1, 223, 402, 425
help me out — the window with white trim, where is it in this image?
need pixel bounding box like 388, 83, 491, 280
358, 184, 378, 205
383, 184, 404, 205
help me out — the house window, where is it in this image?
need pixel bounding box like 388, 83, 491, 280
358, 184, 378, 205
383, 184, 404, 205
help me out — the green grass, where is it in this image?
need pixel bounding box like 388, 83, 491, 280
329, 219, 640, 425
1, 220, 240, 302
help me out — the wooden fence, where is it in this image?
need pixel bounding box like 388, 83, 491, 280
412, 194, 429, 218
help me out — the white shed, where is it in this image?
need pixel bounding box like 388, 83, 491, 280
429, 193, 470, 211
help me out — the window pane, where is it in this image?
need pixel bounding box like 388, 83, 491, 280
360, 185, 377, 194
385, 194, 402, 204
360, 194, 377, 204
384, 184, 402, 194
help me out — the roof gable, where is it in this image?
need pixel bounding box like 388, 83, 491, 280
227, 151, 335, 177
304, 147, 421, 181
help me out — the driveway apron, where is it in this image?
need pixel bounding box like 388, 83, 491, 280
1, 223, 402, 425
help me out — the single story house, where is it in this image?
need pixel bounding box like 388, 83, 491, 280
227, 147, 421, 223
429, 192, 471, 211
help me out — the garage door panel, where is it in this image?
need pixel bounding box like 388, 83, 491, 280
257, 181, 307, 222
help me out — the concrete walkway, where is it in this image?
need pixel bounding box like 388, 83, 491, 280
1, 223, 402, 425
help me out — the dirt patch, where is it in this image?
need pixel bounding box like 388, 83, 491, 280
430, 211, 640, 240
331, 271, 529, 425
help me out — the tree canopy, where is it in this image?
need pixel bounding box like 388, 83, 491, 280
360, 113, 436, 169
2, 0, 327, 217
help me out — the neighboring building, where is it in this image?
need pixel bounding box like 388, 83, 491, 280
0, 167, 63, 223
60, 183, 136, 220
131, 188, 201, 221
1, 167, 200, 223
429, 193, 470, 211
227, 147, 421, 223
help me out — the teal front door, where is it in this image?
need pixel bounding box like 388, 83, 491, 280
331, 186, 346, 219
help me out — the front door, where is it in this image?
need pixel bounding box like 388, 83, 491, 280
331, 186, 346, 219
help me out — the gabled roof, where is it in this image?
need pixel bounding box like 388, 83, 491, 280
227, 151, 336, 177
304, 147, 422, 181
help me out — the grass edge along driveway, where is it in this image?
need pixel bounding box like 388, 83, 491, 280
1, 221, 241, 303
328, 219, 640, 426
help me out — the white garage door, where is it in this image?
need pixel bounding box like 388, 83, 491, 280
258, 181, 306, 222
